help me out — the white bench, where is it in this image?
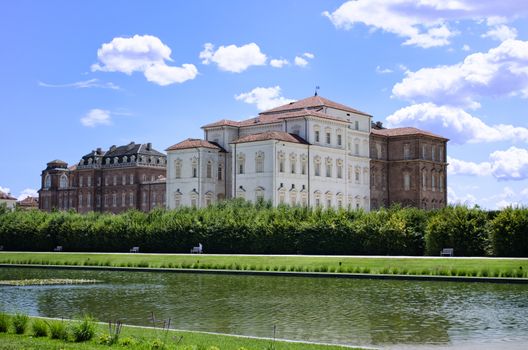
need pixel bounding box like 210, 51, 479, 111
190, 243, 203, 254
440, 248, 454, 257
53, 246, 63, 252
130, 246, 140, 253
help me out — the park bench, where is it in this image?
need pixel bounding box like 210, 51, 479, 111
130, 246, 140, 253
190, 243, 203, 254
53, 246, 63, 252
440, 248, 454, 257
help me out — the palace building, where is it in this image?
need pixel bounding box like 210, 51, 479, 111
39, 95, 448, 212
39, 142, 167, 213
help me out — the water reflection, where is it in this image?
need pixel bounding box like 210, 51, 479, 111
1, 268, 527, 348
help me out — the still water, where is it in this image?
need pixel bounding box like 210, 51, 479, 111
1, 267, 527, 349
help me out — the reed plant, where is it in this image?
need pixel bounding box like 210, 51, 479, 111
71, 315, 96, 342
12, 313, 29, 334
48, 320, 68, 340
31, 318, 48, 337
0, 313, 9, 333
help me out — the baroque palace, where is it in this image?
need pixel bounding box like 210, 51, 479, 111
39, 95, 448, 212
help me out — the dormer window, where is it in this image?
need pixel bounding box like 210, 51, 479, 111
114, 157, 119, 164
105, 158, 110, 165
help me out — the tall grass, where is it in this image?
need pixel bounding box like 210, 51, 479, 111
71, 315, 97, 342
0, 313, 9, 333
12, 313, 29, 334
31, 318, 48, 337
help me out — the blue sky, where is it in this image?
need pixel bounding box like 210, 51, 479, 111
2, 0, 528, 208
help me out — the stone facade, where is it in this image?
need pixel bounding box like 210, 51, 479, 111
39, 142, 167, 213
370, 126, 448, 210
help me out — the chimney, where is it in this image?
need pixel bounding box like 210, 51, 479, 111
146, 142, 152, 151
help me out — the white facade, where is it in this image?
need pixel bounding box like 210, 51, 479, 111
166, 96, 371, 211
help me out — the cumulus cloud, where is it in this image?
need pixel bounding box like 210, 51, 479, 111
462, 44, 470, 51
0, 186, 11, 194
323, 0, 528, 48
17, 188, 38, 200
482, 24, 518, 41
235, 86, 294, 111
447, 186, 478, 207
38, 79, 120, 90
270, 59, 289, 68
376, 65, 393, 74
303, 52, 315, 59
392, 39, 528, 108
80, 109, 112, 127
294, 56, 309, 67
387, 103, 528, 144
199, 42, 267, 73
91, 34, 198, 86
448, 147, 528, 181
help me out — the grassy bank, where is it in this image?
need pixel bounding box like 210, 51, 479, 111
0, 314, 359, 350
1, 252, 527, 278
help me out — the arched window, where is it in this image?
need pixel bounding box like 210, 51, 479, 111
336, 159, 343, 179
278, 151, 285, 173
314, 190, 322, 207
325, 191, 333, 208
301, 154, 307, 175
355, 167, 360, 183
255, 186, 265, 202
337, 193, 344, 209
255, 151, 264, 173
289, 189, 297, 206
205, 191, 213, 206
114, 157, 119, 164
174, 192, 182, 208
191, 157, 198, 178
290, 153, 297, 174
238, 153, 245, 174
432, 172, 436, 192
206, 160, 212, 178
59, 174, 68, 188
325, 157, 332, 177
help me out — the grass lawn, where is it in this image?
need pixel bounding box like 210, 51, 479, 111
1, 252, 527, 278
0, 316, 361, 350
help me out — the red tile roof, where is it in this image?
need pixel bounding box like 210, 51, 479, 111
260, 95, 371, 117
166, 138, 223, 151
371, 127, 448, 140
18, 196, 38, 205
0, 191, 17, 200
201, 119, 241, 128
232, 131, 309, 144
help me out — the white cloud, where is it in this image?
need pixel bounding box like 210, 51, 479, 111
447, 156, 492, 176
386, 103, 528, 144
392, 39, 528, 108
447, 186, 478, 207
17, 188, 38, 200
91, 34, 197, 85
303, 52, 315, 59
482, 24, 518, 41
323, 0, 527, 48
235, 86, 294, 111
199, 42, 267, 73
294, 56, 309, 67
80, 109, 112, 127
448, 147, 528, 181
270, 59, 289, 68
482, 187, 521, 209
462, 44, 470, 51
38, 79, 120, 90
376, 65, 393, 74
0, 186, 11, 194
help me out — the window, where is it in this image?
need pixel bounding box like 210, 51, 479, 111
432, 173, 436, 192
354, 143, 359, 156
314, 191, 322, 207
122, 174, 126, 185
218, 164, 223, 180
354, 121, 359, 130
289, 190, 297, 206
105, 177, 109, 186
152, 192, 157, 207
78, 193, 83, 208
130, 174, 134, 185
278, 151, 285, 173
432, 145, 436, 161
87, 176, 91, 187
337, 160, 343, 179
290, 153, 297, 174
59, 174, 68, 188
326, 132, 331, 144
315, 130, 320, 142
314, 156, 321, 176
278, 190, 285, 204
96, 195, 101, 207
337, 134, 342, 146
439, 147, 444, 162
192, 165, 198, 177
206, 160, 212, 178
97, 177, 101, 187
404, 173, 410, 191
87, 193, 91, 207
174, 160, 182, 178
205, 193, 212, 206
422, 170, 427, 191
79, 176, 83, 187
376, 144, 382, 159
129, 192, 134, 206
439, 174, 444, 192
142, 192, 147, 206
301, 155, 307, 175
112, 193, 117, 207
355, 167, 360, 183
301, 192, 308, 207
174, 193, 182, 208
122, 192, 126, 207
403, 144, 410, 160
191, 197, 197, 208
348, 165, 353, 180
238, 153, 245, 174
422, 145, 427, 159
104, 194, 108, 207
113, 175, 117, 186
255, 187, 265, 202
255, 152, 264, 173
325, 157, 332, 177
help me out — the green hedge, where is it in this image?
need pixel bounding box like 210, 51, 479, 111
0, 201, 526, 256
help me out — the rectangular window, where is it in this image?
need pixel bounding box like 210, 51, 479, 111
206, 162, 212, 178
112, 194, 117, 207
432, 174, 436, 191
87, 193, 91, 207
337, 165, 343, 179
279, 160, 284, 173
326, 164, 332, 177
97, 177, 101, 187
130, 174, 134, 185
439, 147, 444, 162
113, 176, 117, 186
422, 145, 427, 159
301, 161, 306, 175
404, 174, 410, 191
337, 134, 342, 146
355, 143, 359, 155
79, 176, 83, 187
122, 192, 126, 207
87, 176, 91, 187
218, 166, 223, 180
129, 192, 134, 206
239, 163, 244, 174
105, 177, 108, 186
432, 145, 436, 161
96, 195, 101, 207
78, 194, 83, 208
326, 132, 331, 144
314, 162, 320, 176
291, 160, 296, 174
315, 131, 320, 142
122, 174, 126, 185
354, 121, 359, 130
403, 144, 410, 160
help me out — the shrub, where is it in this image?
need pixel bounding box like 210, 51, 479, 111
0, 313, 9, 333
490, 207, 528, 257
48, 320, 68, 340
12, 313, 29, 334
71, 315, 96, 342
32, 318, 48, 337
119, 336, 138, 347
